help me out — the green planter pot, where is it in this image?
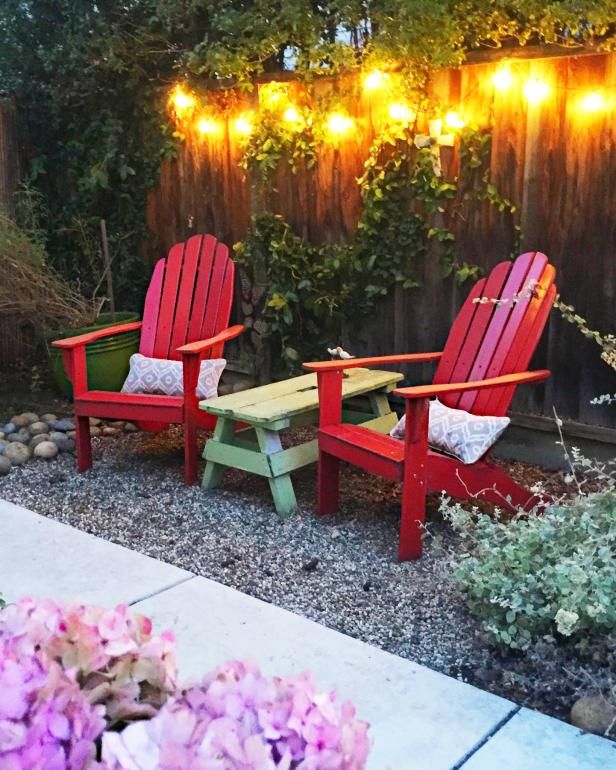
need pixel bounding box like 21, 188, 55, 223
50, 312, 141, 399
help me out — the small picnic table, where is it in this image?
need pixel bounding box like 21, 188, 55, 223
200, 368, 403, 515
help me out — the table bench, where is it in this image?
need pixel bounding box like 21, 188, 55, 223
200, 368, 403, 515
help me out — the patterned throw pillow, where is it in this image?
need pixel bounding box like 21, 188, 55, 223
121, 354, 226, 400
389, 398, 510, 464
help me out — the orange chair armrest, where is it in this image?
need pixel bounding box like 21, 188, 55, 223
303, 352, 442, 372
177, 325, 245, 356
394, 370, 551, 399
52, 321, 143, 350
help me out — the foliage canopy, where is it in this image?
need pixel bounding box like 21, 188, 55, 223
0, 1, 614, 307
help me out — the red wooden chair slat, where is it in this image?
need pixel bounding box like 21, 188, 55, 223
473, 259, 553, 414
169, 235, 204, 356
439, 261, 510, 408
152, 242, 185, 360
306, 251, 557, 562
200, 243, 233, 342
459, 252, 548, 413
187, 234, 217, 345
139, 260, 165, 357
52, 234, 243, 485
432, 278, 485, 386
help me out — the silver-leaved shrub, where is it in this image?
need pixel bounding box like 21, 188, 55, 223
441, 488, 616, 650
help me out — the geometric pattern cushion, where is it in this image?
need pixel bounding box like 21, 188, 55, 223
390, 398, 510, 464
121, 354, 226, 400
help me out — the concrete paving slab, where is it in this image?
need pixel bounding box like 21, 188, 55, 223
461, 707, 616, 770
135, 575, 516, 770
0, 499, 192, 606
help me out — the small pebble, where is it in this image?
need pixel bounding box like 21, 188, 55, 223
33, 441, 59, 460
11, 413, 35, 428
41, 413, 58, 425
1, 423, 16, 435
53, 436, 76, 453
302, 557, 319, 572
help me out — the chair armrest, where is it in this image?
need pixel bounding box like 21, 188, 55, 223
52, 321, 143, 350
394, 370, 551, 399
303, 352, 442, 372
177, 325, 245, 357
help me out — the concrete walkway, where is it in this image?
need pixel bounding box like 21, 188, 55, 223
1, 499, 614, 769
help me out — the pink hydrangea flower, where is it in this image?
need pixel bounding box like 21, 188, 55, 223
101, 660, 370, 770
0, 639, 105, 769
0, 599, 177, 725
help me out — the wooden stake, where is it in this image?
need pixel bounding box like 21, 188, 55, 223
100, 219, 115, 317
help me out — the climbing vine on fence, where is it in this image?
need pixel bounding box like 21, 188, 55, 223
235, 114, 516, 373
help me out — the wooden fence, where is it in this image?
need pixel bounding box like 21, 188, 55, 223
108, 53, 616, 431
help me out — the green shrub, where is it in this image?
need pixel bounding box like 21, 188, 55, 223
441, 487, 616, 650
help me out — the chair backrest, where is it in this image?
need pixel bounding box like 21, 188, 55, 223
433, 251, 557, 416
139, 234, 235, 361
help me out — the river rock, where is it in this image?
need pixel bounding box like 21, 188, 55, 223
123, 422, 139, 433
102, 426, 119, 436
4, 442, 30, 465
109, 421, 125, 430
41, 413, 58, 426
89, 417, 102, 427
29, 421, 49, 436
49, 431, 68, 442
53, 435, 75, 453
90, 426, 102, 437
66, 430, 76, 439
0, 439, 8, 454
1, 422, 16, 435
30, 434, 50, 449
571, 695, 616, 736
53, 418, 75, 432
34, 441, 59, 460
0, 455, 11, 475
9, 429, 30, 443
10, 412, 38, 427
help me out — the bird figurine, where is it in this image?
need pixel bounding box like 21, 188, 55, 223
327, 346, 354, 360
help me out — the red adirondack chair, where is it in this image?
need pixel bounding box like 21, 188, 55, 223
53, 234, 244, 484
304, 251, 557, 561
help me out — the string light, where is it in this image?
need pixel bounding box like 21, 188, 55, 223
170, 87, 195, 113
579, 91, 606, 113
283, 106, 301, 124
363, 70, 386, 91
326, 111, 354, 137
492, 66, 514, 91
234, 115, 254, 136
445, 111, 465, 129
259, 82, 289, 110
523, 78, 550, 105
388, 103, 415, 123
196, 116, 221, 136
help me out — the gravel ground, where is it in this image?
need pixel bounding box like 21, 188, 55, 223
0, 426, 612, 727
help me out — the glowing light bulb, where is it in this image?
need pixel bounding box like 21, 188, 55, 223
196, 117, 220, 136
326, 112, 354, 136
580, 91, 606, 113
283, 106, 301, 124
363, 70, 386, 91
170, 87, 195, 112
492, 67, 514, 91
388, 103, 415, 123
259, 82, 288, 110
523, 78, 549, 105
234, 115, 253, 136
445, 111, 465, 129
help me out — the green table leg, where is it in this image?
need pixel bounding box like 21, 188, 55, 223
202, 417, 237, 489
255, 427, 298, 517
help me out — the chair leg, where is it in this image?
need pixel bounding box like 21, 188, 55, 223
183, 418, 198, 485
317, 450, 339, 516
399, 397, 429, 561
75, 416, 92, 473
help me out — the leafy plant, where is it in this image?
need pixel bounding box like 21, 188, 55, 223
440, 451, 616, 651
